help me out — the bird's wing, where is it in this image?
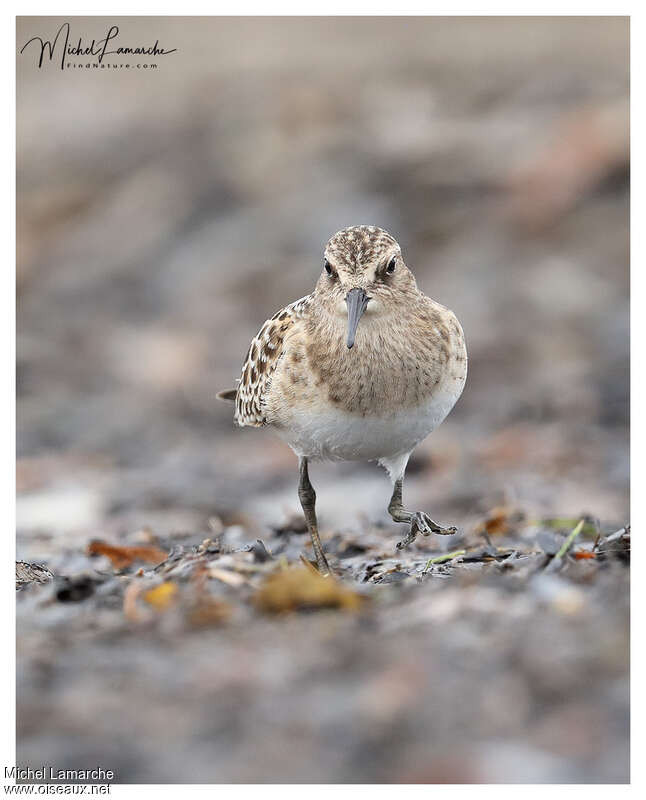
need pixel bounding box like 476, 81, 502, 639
234, 295, 312, 427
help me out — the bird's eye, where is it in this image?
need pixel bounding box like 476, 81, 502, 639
386, 256, 397, 274
324, 259, 333, 276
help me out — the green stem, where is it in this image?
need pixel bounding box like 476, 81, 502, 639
531, 517, 596, 537
554, 519, 585, 560
424, 549, 466, 571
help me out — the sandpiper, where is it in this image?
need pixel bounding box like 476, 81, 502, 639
218, 226, 467, 574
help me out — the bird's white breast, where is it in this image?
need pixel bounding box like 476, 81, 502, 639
274, 372, 464, 462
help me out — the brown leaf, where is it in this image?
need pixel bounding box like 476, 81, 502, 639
475, 506, 523, 537
123, 581, 144, 622
254, 567, 364, 614
186, 598, 232, 628
87, 540, 168, 569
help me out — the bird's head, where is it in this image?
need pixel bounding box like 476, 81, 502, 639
314, 225, 418, 348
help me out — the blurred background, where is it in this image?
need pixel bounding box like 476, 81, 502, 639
16, 17, 629, 783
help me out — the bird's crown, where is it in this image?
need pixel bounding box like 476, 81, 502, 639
325, 225, 398, 273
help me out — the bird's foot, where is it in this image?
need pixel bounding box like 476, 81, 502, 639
300, 552, 332, 577
395, 512, 458, 550
315, 555, 332, 577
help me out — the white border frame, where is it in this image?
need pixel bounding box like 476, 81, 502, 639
4, 4, 638, 797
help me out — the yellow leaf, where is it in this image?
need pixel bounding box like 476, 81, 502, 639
254, 567, 364, 614
143, 581, 178, 610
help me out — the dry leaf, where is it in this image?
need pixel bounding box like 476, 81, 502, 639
254, 567, 364, 614
143, 581, 178, 610
87, 540, 168, 569
475, 506, 524, 537
123, 581, 144, 622
208, 567, 248, 588
475, 506, 511, 537
186, 598, 232, 628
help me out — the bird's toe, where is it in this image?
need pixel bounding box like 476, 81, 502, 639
415, 512, 433, 535
434, 524, 458, 536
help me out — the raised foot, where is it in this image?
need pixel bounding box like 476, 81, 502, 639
396, 512, 458, 550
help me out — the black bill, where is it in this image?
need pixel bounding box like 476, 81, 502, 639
345, 288, 370, 349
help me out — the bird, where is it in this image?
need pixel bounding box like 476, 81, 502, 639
218, 225, 467, 575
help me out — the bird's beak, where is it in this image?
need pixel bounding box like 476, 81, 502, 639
345, 288, 370, 349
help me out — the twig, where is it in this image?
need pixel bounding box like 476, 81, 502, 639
598, 525, 630, 546
593, 524, 630, 559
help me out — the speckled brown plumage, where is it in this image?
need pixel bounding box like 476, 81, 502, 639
234, 294, 312, 426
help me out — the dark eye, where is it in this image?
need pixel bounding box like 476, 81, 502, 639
386, 256, 397, 274
324, 259, 333, 276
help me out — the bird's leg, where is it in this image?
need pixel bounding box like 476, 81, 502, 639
298, 457, 331, 575
388, 477, 458, 550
